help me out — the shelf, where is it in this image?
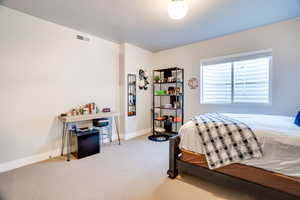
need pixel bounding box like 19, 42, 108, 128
154, 94, 183, 97
154, 81, 183, 85
152, 67, 184, 136
153, 67, 183, 72
154, 119, 182, 123
128, 74, 136, 117
154, 107, 181, 110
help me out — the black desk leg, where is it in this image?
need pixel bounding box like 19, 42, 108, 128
61, 122, 67, 156
69, 131, 72, 161
114, 116, 121, 145
67, 129, 71, 161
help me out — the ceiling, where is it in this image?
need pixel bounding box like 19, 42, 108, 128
1, 0, 300, 52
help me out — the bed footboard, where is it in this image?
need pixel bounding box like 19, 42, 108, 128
167, 136, 181, 179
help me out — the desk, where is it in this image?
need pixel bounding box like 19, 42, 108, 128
58, 112, 121, 161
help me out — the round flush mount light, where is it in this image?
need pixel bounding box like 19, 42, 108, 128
168, 0, 189, 20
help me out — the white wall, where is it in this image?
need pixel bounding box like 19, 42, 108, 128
0, 6, 120, 165
154, 17, 300, 119
120, 43, 153, 139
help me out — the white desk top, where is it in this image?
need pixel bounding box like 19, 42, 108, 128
58, 112, 120, 123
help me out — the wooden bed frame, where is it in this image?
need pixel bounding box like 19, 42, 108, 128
167, 136, 299, 200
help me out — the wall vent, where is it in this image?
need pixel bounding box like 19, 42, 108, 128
76, 35, 90, 42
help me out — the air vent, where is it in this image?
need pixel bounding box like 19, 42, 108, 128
76, 35, 90, 42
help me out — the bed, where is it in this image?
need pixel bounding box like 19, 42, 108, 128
167, 113, 300, 200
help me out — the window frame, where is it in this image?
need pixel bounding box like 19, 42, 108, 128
200, 50, 272, 105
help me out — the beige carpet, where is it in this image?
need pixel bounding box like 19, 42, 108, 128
0, 135, 255, 200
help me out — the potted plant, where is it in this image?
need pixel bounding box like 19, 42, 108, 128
154, 75, 160, 83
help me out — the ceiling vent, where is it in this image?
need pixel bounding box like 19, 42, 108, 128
76, 35, 90, 42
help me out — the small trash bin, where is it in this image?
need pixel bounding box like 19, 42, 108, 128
71, 128, 100, 159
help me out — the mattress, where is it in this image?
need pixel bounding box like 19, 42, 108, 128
180, 149, 300, 197
179, 113, 300, 179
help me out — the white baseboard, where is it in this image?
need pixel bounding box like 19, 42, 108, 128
0, 128, 151, 173
124, 128, 151, 140
0, 149, 61, 174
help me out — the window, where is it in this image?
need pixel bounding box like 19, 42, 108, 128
201, 50, 272, 104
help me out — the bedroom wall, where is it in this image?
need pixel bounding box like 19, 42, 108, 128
0, 6, 119, 169
120, 43, 153, 139
154, 17, 300, 119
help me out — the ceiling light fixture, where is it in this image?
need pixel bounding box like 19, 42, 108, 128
168, 0, 189, 20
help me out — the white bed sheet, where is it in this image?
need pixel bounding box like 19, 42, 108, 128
179, 113, 300, 179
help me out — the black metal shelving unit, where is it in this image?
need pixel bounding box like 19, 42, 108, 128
152, 67, 184, 136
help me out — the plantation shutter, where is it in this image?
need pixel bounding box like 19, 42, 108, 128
233, 57, 270, 103
201, 63, 232, 104
201, 50, 271, 104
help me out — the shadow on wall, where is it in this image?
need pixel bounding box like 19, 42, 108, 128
43, 117, 62, 156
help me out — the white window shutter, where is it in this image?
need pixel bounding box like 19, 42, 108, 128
201, 50, 271, 104
201, 63, 232, 104
233, 57, 270, 103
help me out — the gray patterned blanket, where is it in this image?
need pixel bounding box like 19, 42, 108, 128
193, 113, 263, 169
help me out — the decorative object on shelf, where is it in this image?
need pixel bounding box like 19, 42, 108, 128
188, 77, 199, 89
156, 116, 167, 121
173, 117, 182, 123
60, 102, 101, 117
128, 74, 137, 117
138, 69, 149, 90
155, 90, 167, 95
176, 87, 181, 94
128, 111, 135, 116
102, 108, 111, 113
168, 87, 175, 95
163, 116, 173, 132
173, 101, 181, 109
167, 76, 176, 82
155, 127, 166, 133
154, 115, 182, 124
154, 75, 161, 83
151, 67, 184, 142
